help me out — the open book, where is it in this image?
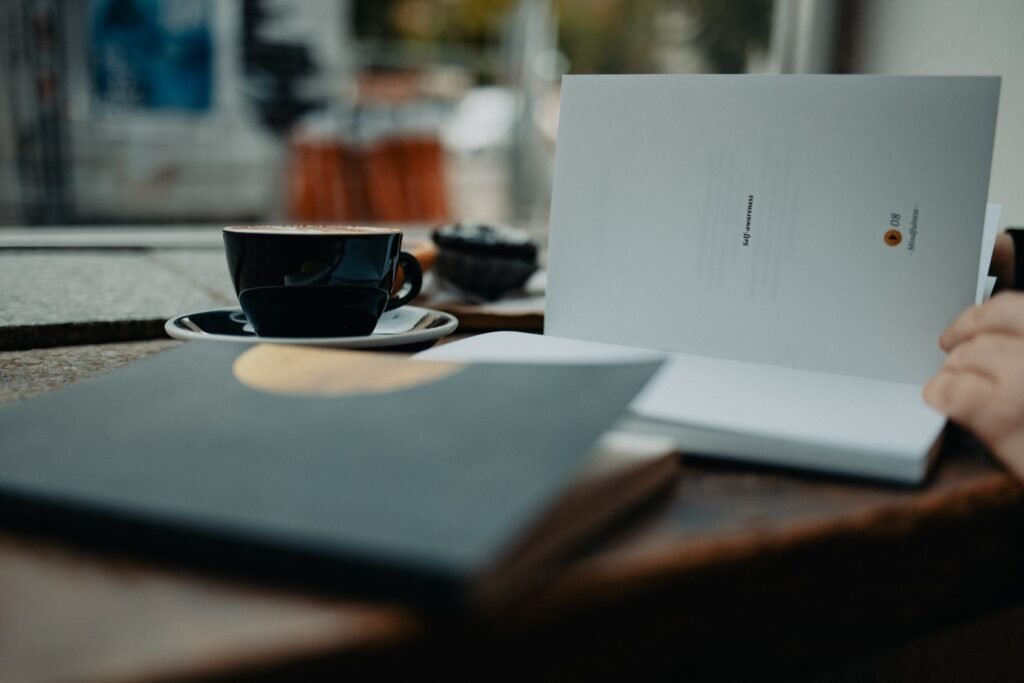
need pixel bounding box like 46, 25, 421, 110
0, 342, 673, 609
419, 75, 1001, 484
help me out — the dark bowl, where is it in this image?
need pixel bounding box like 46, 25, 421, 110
432, 223, 539, 301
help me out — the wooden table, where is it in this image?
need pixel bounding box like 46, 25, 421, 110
2, 235, 1024, 681
3, 341, 1024, 682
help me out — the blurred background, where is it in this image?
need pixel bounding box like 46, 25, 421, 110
0, 0, 1021, 233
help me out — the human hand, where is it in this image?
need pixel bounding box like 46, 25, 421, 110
923, 291, 1024, 477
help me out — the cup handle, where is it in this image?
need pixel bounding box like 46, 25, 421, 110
385, 251, 423, 311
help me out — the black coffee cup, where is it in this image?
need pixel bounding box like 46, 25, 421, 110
223, 225, 423, 337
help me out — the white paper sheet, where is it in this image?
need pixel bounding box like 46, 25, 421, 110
546, 75, 1000, 385
977, 203, 1003, 304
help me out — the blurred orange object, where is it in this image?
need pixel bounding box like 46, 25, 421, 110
288, 138, 367, 222
406, 239, 439, 272
402, 135, 447, 222
362, 137, 409, 223
287, 125, 447, 224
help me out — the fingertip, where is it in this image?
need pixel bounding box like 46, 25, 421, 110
938, 319, 963, 353
938, 319, 962, 352
939, 303, 983, 353
922, 373, 946, 410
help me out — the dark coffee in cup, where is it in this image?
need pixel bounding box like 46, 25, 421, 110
223, 225, 423, 337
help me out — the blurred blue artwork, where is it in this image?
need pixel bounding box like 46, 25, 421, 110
90, 0, 213, 112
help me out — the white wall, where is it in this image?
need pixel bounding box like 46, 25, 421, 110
849, 0, 1024, 227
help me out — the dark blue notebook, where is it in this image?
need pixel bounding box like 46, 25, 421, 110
0, 342, 665, 609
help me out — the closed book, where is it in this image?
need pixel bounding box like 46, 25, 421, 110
0, 342, 671, 609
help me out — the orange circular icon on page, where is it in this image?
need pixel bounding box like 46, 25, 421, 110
884, 229, 902, 247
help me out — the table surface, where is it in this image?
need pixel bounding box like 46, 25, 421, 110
2, 229, 1024, 681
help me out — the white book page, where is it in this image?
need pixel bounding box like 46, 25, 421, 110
546, 75, 1000, 385
633, 353, 943, 459
418, 332, 944, 461
976, 203, 1002, 304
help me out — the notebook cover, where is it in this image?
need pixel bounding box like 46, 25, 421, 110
0, 342, 660, 607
